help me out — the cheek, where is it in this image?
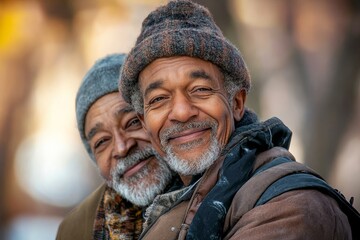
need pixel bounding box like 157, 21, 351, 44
95, 155, 112, 181
144, 113, 167, 153
144, 113, 162, 138
206, 98, 234, 143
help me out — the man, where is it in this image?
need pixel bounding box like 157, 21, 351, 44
119, 1, 358, 239
56, 54, 174, 239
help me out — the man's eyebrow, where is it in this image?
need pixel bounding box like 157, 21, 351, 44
86, 122, 103, 141
190, 70, 213, 81
144, 80, 163, 98
114, 105, 134, 117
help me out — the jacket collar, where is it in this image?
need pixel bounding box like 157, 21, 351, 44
223, 109, 292, 156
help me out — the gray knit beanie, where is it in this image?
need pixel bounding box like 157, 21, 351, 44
119, 0, 251, 113
76, 53, 126, 161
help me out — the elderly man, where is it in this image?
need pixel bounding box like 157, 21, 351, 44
56, 54, 174, 240
119, 1, 359, 239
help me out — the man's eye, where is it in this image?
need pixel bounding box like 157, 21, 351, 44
94, 138, 108, 149
194, 87, 212, 92
149, 96, 165, 104
127, 118, 141, 128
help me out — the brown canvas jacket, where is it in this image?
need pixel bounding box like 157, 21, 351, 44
56, 183, 106, 240
140, 147, 352, 240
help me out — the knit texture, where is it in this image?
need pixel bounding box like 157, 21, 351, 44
119, 0, 251, 111
92, 185, 143, 240
76, 53, 126, 161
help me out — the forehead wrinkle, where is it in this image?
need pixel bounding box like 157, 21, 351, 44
115, 105, 134, 118
86, 122, 103, 141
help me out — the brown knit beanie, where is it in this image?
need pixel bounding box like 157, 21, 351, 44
119, 0, 251, 112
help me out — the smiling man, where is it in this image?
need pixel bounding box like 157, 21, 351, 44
139, 56, 238, 186
119, 1, 358, 239
56, 54, 173, 240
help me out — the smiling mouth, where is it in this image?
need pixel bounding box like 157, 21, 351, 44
122, 156, 153, 178
160, 120, 217, 150
168, 127, 211, 144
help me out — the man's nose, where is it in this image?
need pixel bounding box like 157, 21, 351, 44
168, 93, 198, 122
112, 133, 136, 159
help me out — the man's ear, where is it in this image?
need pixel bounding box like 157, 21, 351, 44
232, 89, 247, 121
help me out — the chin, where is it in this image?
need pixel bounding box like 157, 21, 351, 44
165, 136, 221, 175
111, 159, 173, 206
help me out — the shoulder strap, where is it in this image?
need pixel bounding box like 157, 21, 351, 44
233, 156, 360, 239
255, 166, 360, 239
230, 157, 314, 218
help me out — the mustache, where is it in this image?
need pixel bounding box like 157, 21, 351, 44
160, 120, 217, 147
111, 147, 156, 179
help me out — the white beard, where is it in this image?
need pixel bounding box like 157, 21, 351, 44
160, 120, 221, 175
109, 148, 173, 206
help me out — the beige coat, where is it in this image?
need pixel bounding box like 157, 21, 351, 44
56, 184, 106, 240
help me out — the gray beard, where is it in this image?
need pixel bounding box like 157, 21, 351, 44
160, 120, 221, 175
109, 147, 173, 206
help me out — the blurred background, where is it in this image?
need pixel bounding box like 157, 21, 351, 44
0, 0, 359, 239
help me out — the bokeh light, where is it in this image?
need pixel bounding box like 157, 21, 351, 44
14, 131, 97, 207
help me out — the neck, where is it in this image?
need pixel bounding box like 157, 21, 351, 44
180, 175, 193, 186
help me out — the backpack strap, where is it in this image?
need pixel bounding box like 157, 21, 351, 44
255, 166, 360, 239
230, 155, 360, 239
228, 157, 316, 219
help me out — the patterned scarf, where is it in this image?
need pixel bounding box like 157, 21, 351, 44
93, 186, 143, 240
